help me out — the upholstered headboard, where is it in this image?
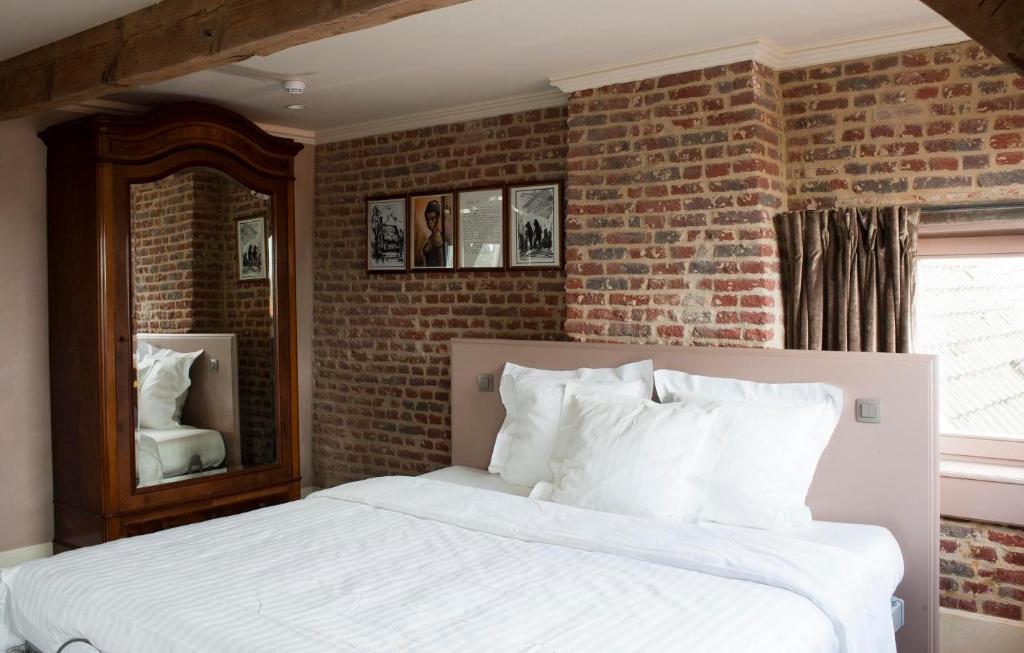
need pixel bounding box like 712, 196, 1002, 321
450, 338, 938, 653
136, 333, 241, 468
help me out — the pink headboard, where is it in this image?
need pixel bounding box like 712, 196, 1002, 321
451, 338, 938, 653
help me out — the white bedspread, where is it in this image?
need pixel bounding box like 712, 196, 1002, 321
1, 476, 895, 653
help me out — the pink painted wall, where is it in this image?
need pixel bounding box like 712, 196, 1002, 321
294, 144, 315, 488
0, 114, 56, 553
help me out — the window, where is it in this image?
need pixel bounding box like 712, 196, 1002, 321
916, 215, 1024, 466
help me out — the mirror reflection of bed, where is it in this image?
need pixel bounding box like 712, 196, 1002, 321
134, 333, 240, 487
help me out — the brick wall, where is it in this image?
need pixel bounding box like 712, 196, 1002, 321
131, 173, 200, 333
941, 518, 1024, 621
310, 41, 1024, 622
564, 61, 787, 346
312, 108, 568, 486
782, 41, 1024, 209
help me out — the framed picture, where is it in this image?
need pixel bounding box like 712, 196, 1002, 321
237, 217, 267, 280
409, 192, 455, 270
509, 181, 562, 269
457, 187, 505, 270
367, 196, 408, 272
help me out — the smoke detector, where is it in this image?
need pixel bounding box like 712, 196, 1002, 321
282, 80, 306, 95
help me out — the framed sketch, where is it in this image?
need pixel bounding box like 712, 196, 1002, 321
457, 187, 504, 270
509, 181, 562, 269
367, 197, 408, 272
237, 217, 267, 280
409, 192, 455, 270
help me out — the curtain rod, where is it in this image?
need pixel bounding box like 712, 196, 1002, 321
918, 200, 1024, 214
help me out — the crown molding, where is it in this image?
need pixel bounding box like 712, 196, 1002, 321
550, 40, 785, 93
549, 23, 968, 93
55, 98, 317, 145
315, 88, 568, 145
256, 122, 317, 145
778, 23, 968, 69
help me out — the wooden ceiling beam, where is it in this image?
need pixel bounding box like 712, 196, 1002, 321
0, 0, 470, 120
918, 0, 1024, 74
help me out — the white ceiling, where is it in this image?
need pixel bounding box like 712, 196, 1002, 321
0, 0, 157, 59
13, 0, 962, 140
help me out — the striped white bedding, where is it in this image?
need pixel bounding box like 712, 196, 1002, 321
1, 476, 896, 653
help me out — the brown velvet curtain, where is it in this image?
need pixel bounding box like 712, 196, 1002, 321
774, 206, 919, 353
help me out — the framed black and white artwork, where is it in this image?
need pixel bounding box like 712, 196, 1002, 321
237, 217, 267, 280
457, 187, 504, 270
509, 181, 562, 270
366, 197, 408, 273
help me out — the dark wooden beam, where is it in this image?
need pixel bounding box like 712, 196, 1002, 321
918, 0, 1024, 73
0, 0, 470, 120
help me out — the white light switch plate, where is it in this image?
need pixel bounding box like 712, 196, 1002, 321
855, 398, 882, 423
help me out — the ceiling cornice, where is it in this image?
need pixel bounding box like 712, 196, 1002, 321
256, 123, 317, 145
549, 23, 967, 93
315, 88, 568, 145
55, 98, 317, 145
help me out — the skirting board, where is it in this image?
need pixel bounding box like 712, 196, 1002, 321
0, 543, 52, 568
941, 608, 1024, 653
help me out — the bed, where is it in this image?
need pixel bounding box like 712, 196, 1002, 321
135, 427, 228, 486
0, 338, 938, 653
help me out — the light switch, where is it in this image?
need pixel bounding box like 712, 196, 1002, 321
855, 398, 881, 423
208, 358, 219, 374
477, 373, 494, 392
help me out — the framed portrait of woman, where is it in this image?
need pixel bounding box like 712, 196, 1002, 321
409, 192, 455, 270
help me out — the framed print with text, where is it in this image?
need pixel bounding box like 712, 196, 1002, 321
457, 187, 504, 270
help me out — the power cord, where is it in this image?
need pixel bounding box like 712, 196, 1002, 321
56, 640, 97, 653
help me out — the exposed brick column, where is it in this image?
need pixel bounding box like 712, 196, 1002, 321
564, 61, 787, 347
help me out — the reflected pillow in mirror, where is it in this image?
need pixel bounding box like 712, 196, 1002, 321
137, 347, 202, 429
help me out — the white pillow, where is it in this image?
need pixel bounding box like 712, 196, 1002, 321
489, 360, 654, 487
655, 370, 843, 530
534, 393, 718, 521
136, 346, 202, 430
549, 379, 649, 478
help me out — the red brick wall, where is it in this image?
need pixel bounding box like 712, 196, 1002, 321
312, 108, 568, 486
782, 41, 1024, 209
941, 518, 1024, 621
131, 173, 201, 333
564, 61, 787, 346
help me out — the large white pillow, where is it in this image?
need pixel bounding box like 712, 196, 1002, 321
136, 346, 202, 430
533, 393, 718, 521
489, 360, 654, 487
655, 370, 843, 530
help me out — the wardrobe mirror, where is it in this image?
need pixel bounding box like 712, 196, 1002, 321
129, 166, 277, 488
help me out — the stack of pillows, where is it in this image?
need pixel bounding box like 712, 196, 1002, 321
489, 360, 843, 530
135, 342, 203, 431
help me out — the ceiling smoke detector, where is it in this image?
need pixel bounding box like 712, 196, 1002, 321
282, 80, 306, 95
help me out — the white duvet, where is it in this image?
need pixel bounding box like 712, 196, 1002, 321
0, 477, 896, 653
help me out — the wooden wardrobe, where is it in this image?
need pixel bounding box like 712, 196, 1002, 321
40, 103, 303, 550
